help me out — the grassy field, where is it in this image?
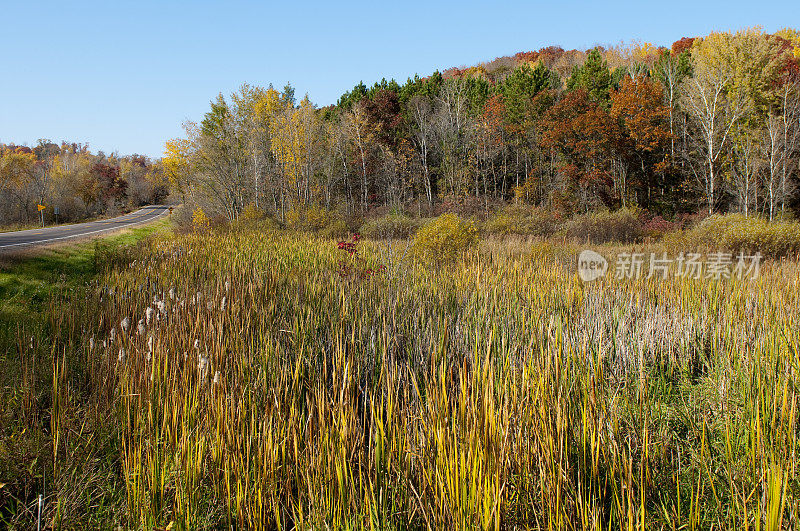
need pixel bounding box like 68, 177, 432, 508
0, 219, 171, 527
0, 219, 172, 323
1, 222, 799, 529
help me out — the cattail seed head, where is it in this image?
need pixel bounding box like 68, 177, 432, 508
198, 353, 210, 379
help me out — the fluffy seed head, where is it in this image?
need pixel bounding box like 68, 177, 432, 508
198, 354, 210, 379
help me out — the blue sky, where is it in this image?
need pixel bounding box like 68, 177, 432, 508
1, 0, 796, 158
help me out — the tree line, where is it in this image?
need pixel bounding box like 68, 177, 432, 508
168, 28, 800, 222
0, 141, 168, 226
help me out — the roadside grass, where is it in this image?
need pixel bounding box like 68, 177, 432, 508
0, 218, 171, 526
0, 218, 171, 323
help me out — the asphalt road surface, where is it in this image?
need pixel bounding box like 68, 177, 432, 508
0, 205, 171, 251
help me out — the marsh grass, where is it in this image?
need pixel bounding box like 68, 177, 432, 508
3, 227, 800, 529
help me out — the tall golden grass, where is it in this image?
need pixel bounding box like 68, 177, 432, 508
26, 229, 800, 528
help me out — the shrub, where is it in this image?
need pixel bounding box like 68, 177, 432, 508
169, 205, 194, 233
413, 213, 478, 263
675, 214, 800, 259
286, 204, 347, 236
232, 204, 279, 232
319, 219, 349, 240
484, 205, 561, 237
192, 208, 210, 232
209, 214, 231, 232
304, 204, 330, 232
562, 208, 644, 244
642, 215, 682, 239
361, 213, 423, 239
239, 203, 265, 223
284, 206, 303, 229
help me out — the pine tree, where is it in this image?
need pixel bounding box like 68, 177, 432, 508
566, 49, 613, 105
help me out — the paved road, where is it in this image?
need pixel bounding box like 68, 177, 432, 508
0, 205, 171, 251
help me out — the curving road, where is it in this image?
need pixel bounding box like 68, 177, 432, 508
0, 205, 171, 251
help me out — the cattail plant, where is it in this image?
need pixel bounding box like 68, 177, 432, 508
19, 228, 800, 529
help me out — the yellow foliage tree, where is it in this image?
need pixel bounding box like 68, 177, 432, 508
0, 147, 36, 189
163, 136, 194, 200
776, 27, 800, 59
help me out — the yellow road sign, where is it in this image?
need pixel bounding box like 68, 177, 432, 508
37, 204, 46, 211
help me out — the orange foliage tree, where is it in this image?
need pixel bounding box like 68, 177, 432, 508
610, 76, 673, 208
540, 89, 621, 210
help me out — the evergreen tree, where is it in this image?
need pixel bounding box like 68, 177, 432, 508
281, 83, 296, 107
566, 49, 613, 105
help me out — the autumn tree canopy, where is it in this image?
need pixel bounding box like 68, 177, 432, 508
152, 27, 800, 222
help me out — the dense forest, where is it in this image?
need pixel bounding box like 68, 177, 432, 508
0, 142, 167, 226
3, 28, 798, 229
164, 27, 800, 226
